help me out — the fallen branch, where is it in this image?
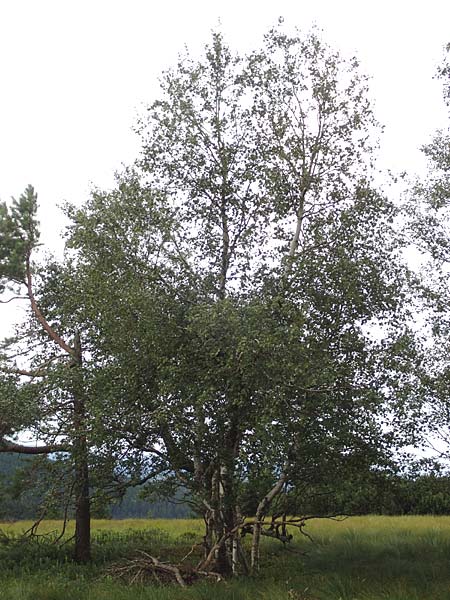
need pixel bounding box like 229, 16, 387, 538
105, 550, 223, 587
241, 513, 350, 546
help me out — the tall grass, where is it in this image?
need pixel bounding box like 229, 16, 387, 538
1, 516, 450, 599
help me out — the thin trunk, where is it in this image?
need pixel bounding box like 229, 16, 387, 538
72, 332, 91, 563
250, 470, 288, 573
216, 82, 229, 301
234, 505, 248, 575
288, 201, 305, 259
214, 464, 232, 576
232, 535, 239, 576
73, 441, 90, 563
285, 191, 307, 278
203, 514, 213, 560
219, 190, 229, 299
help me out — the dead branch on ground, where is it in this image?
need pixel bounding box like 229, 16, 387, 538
105, 550, 224, 587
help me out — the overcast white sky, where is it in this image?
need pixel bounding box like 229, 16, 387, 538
0, 0, 449, 333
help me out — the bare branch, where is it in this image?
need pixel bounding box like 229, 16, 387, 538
25, 254, 75, 357
0, 295, 28, 304
0, 439, 67, 454
0, 366, 46, 378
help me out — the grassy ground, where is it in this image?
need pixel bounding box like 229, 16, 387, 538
1, 516, 450, 599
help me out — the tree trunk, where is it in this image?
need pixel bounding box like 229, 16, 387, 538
72, 332, 91, 563
214, 465, 233, 576
251, 469, 288, 573
73, 442, 91, 562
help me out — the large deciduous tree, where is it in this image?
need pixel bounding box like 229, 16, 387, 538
67, 27, 411, 575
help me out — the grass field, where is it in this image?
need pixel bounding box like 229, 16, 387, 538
1, 515, 450, 599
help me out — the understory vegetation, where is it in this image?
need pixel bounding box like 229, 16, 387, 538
1, 517, 450, 600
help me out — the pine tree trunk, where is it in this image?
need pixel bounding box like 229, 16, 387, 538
72, 333, 91, 563
74, 440, 91, 563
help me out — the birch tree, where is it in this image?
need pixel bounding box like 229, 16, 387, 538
66, 27, 411, 575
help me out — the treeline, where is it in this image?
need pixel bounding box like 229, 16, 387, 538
110, 486, 191, 519
0, 454, 40, 519
0, 454, 190, 520
295, 474, 450, 517
2, 454, 450, 520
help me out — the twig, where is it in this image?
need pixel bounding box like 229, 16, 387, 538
180, 542, 203, 564
54, 479, 76, 544
0, 296, 27, 304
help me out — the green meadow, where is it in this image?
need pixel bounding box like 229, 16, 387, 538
1, 516, 450, 599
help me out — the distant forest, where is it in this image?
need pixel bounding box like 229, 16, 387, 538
0, 454, 191, 520
2, 453, 450, 520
